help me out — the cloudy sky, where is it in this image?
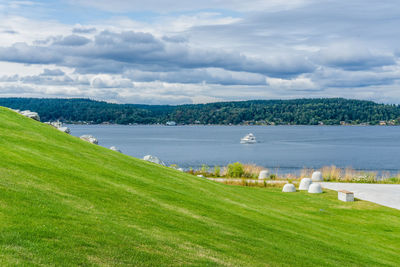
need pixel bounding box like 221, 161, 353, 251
0, 0, 399, 104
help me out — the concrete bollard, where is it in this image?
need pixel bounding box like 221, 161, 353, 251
338, 190, 354, 202
311, 171, 323, 182
258, 170, 270, 179
308, 183, 323, 193
282, 183, 296, 192
299, 178, 312, 190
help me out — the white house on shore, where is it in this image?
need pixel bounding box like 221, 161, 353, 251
166, 121, 176, 126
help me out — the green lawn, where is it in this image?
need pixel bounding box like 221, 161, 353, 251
0, 107, 399, 266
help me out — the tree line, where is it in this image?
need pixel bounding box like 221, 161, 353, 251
1, 97, 400, 125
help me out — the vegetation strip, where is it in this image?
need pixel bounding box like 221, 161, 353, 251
2, 97, 400, 125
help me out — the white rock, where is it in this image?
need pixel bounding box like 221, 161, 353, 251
143, 155, 166, 166
110, 146, 122, 153
177, 168, 184, 172
311, 171, 323, 182
57, 126, 71, 134
50, 121, 63, 128
282, 183, 296, 192
258, 170, 270, 179
308, 183, 323, 193
197, 174, 204, 178
80, 135, 98, 144
299, 178, 312, 190
47, 121, 70, 134
20, 110, 40, 121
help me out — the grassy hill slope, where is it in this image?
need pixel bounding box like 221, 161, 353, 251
0, 107, 399, 266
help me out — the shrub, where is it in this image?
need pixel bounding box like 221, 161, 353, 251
386, 177, 400, 183
201, 164, 210, 174
227, 162, 244, 178
214, 165, 221, 177
169, 164, 178, 169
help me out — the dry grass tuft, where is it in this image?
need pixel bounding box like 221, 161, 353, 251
321, 165, 341, 181
242, 164, 264, 178
300, 167, 313, 178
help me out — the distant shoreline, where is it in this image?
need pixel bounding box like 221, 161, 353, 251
64, 122, 400, 127
2, 97, 400, 126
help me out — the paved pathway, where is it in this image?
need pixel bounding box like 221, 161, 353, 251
321, 182, 400, 210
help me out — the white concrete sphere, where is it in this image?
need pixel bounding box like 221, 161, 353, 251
311, 171, 323, 182
282, 183, 296, 193
299, 178, 312, 190
258, 170, 270, 179
308, 183, 323, 193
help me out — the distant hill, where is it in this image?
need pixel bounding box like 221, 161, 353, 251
1, 106, 400, 265
1, 97, 400, 125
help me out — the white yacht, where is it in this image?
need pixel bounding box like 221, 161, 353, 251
240, 133, 257, 144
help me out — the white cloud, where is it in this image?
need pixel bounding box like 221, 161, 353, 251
316, 42, 395, 70
1, 0, 400, 104
266, 76, 316, 91
91, 74, 133, 88
67, 0, 310, 13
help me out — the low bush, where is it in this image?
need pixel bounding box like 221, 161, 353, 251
214, 165, 221, 177
227, 162, 245, 178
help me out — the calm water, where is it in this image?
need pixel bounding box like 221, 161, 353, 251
68, 125, 400, 174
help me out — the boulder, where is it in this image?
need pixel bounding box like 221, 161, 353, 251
299, 178, 312, 190
46, 121, 71, 134
308, 183, 323, 194
282, 183, 296, 192
311, 171, 323, 182
50, 121, 62, 128
20, 110, 40, 121
80, 135, 98, 144
197, 174, 204, 178
258, 170, 270, 179
177, 168, 184, 172
110, 146, 122, 153
57, 126, 71, 134
143, 155, 166, 166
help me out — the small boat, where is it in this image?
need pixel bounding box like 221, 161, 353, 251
240, 133, 257, 144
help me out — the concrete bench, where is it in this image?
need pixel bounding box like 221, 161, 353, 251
338, 190, 354, 202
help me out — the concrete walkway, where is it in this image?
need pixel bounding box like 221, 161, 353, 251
321, 182, 400, 210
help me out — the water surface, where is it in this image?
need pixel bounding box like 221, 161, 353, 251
68, 125, 400, 174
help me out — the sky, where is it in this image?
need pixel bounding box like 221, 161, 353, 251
0, 0, 400, 105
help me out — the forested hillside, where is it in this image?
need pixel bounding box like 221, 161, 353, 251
1, 97, 399, 125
